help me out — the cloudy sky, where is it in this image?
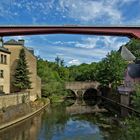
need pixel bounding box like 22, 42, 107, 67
0, 0, 140, 65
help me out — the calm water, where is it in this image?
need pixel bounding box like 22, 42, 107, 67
0, 99, 124, 140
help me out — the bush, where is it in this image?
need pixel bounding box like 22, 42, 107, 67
132, 84, 140, 111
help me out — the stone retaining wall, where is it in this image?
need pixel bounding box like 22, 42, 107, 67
0, 92, 29, 109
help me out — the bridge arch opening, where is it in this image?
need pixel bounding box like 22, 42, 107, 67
83, 88, 99, 106
83, 88, 98, 100
66, 89, 76, 99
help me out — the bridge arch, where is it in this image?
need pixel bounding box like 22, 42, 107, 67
65, 81, 101, 98
83, 88, 98, 100
66, 89, 77, 99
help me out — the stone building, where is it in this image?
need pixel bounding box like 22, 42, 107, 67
0, 38, 10, 94
3, 39, 41, 101
118, 46, 140, 94
123, 60, 140, 90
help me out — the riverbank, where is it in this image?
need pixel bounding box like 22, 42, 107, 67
50, 95, 65, 103
0, 98, 50, 130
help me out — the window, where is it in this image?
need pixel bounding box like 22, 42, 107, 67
0, 85, 3, 92
0, 54, 7, 64
4, 55, 7, 64
1, 54, 3, 63
0, 70, 4, 78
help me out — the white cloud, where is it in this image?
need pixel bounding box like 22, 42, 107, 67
75, 36, 129, 50
58, 0, 122, 24
68, 59, 81, 65
0, 0, 140, 25
75, 37, 99, 48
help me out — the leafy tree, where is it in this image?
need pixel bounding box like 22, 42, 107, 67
132, 84, 140, 111
96, 51, 127, 88
13, 48, 31, 91
55, 56, 65, 67
68, 63, 97, 81
37, 58, 68, 98
55, 56, 60, 65
124, 38, 140, 59
120, 117, 140, 140
60, 59, 64, 67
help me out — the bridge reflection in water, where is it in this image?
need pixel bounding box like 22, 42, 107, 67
66, 99, 107, 115
0, 98, 108, 140
0, 97, 129, 140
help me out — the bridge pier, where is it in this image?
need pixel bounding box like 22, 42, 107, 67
120, 92, 130, 117
73, 90, 86, 98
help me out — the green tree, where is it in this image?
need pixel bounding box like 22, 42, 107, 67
132, 84, 140, 111
60, 59, 64, 67
37, 58, 68, 98
96, 51, 127, 88
55, 56, 65, 67
124, 38, 140, 59
120, 117, 140, 140
13, 48, 31, 91
55, 56, 61, 66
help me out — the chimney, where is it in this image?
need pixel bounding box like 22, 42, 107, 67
0, 37, 3, 47
18, 39, 25, 46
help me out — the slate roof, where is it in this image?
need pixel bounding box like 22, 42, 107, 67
121, 46, 136, 61
4, 39, 23, 45
0, 47, 10, 54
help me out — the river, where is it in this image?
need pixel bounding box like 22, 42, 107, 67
0, 99, 125, 140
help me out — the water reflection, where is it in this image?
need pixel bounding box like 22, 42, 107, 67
0, 99, 123, 140
66, 99, 107, 115
0, 112, 42, 140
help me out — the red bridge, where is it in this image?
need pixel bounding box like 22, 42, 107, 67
0, 26, 140, 39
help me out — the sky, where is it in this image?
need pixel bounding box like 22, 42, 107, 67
0, 0, 140, 65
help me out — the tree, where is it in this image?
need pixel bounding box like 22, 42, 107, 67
132, 84, 140, 111
96, 51, 127, 88
55, 56, 65, 67
13, 48, 31, 91
55, 56, 61, 66
60, 59, 64, 67
124, 38, 140, 59
37, 58, 68, 97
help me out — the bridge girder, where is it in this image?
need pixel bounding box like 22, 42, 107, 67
0, 26, 140, 39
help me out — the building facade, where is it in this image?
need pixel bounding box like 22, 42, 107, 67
3, 39, 41, 101
118, 60, 140, 94
0, 39, 10, 94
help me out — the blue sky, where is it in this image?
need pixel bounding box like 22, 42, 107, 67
0, 0, 140, 65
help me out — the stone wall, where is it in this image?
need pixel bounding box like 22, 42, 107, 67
0, 92, 29, 109
65, 81, 100, 90
36, 76, 41, 98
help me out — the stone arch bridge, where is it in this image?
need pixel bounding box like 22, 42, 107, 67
65, 81, 100, 98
